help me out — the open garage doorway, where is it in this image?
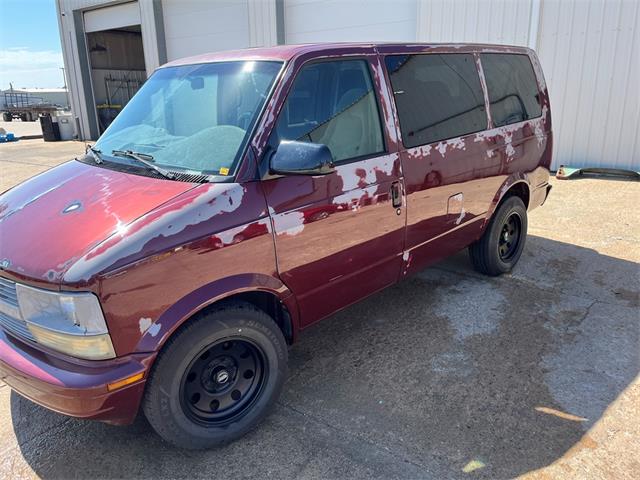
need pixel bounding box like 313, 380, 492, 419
84, 2, 146, 133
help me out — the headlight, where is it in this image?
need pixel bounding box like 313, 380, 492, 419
15, 284, 115, 360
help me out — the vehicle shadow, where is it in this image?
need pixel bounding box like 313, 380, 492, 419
10, 235, 639, 479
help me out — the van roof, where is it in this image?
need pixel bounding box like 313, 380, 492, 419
161, 42, 533, 68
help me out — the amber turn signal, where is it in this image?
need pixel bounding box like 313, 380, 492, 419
107, 372, 145, 392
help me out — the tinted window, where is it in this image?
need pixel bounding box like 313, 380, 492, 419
481, 53, 542, 127
275, 59, 384, 162
385, 54, 486, 148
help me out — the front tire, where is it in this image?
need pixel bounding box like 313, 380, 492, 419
469, 196, 527, 276
143, 302, 288, 449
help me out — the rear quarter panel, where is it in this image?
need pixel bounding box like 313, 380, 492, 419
479, 47, 552, 225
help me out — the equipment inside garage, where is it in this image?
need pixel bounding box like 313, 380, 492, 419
83, 1, 147, 133
86, 26, 146, 132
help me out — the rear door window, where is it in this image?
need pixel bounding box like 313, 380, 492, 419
274, 59, 385, 163
385, 54, 487, 148
480, 53, 542, 127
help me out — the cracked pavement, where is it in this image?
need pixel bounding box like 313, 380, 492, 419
1, 139, 639, 479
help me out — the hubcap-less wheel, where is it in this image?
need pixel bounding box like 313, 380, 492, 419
180, 338, 266, 426
498, 212, 522, 261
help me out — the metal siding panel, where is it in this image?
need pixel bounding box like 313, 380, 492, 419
417, 0, 531, 45
622, 2, 640, 167
538, 0, 639, 170
139, 0, 162, 73
83, 1, 140, 33
284, 0, 416, 43
553, 0, 577, 167
161, 0, 251, 60
415, 0, 637, 170
609, 0, 638, 169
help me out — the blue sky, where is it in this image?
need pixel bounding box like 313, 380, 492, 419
0, 0, 65, 89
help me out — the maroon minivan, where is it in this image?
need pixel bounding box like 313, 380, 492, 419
0, 43, 552, 449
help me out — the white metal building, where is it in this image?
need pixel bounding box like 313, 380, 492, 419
56, 0, 639, 171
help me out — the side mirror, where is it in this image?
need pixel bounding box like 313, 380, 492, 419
270, 140, 335, 176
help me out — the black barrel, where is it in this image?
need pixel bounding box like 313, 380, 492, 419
40, 115, 60, 142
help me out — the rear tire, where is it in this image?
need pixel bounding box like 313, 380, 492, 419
2, 112, 11, 122
143, 302, 288, 449
469, 196, 527, 276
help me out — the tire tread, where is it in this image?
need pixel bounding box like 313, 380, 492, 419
469, 196, 527, 276
142, 301, 287, 449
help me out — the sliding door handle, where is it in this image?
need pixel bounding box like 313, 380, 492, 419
391, 181, 402, 209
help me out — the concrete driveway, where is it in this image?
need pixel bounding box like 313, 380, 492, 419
0, 140, 638, 479
0, 120, 44, 140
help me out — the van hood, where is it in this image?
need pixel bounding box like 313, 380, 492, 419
0, 160, 195, 284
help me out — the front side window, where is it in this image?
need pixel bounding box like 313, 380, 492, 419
94, 61, 282, 178
385, 54, 487, 148
274, 59, 384, 163
480, 53, 542, 127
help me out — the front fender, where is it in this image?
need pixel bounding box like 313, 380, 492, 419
134, 273, 298, 353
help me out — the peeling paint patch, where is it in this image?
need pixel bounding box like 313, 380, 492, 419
147, 322, 161, 337
276, 211, 305, 236
503, 131, 515, 158
402, 250, 413, 275
139, 317, 161, 336
447, 137, 466, 151
139, 317, 153, 334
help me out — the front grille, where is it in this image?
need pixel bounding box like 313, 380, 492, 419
0, 277, 18, 308
0, 277, 36, 342
0, 311, 35, 342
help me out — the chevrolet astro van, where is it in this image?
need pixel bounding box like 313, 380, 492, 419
0, 43, 552, 449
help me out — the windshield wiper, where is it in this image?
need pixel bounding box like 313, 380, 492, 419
86, 146, 103, 164
112, 150, 175, 180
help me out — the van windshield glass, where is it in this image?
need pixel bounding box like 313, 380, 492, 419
94, 61, 282, 178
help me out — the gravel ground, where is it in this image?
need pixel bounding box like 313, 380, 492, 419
0, 142, 638, 479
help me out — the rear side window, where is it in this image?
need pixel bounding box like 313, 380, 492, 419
274, 59, 384, 163
385, 54, 486, 148
480, 53, 542, 127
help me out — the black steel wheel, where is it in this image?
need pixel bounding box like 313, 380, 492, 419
180, 338, 267, 426
469, 195, 528, 276
143, 302, 288, 449
497, 212, 522, 261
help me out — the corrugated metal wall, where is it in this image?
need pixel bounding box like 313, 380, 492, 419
162, 0, 251, 61
416, 0, 639, 171
417, 0, 535, 47
537, 0, 639, 171
58, 0, 639, 161
284, 0, 417, 43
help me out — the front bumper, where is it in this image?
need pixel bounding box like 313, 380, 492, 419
0, 329, 156, 425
